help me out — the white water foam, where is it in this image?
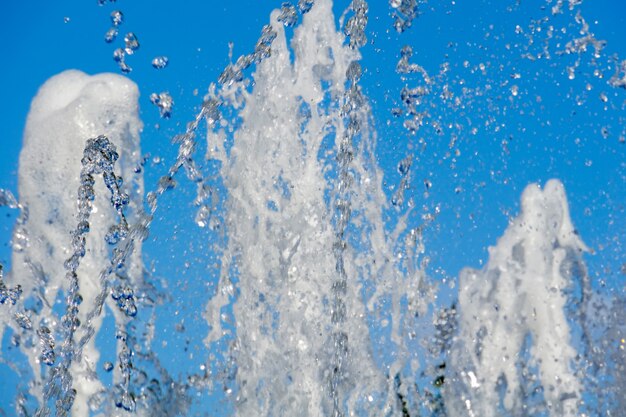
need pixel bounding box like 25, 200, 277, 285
203, 1, 426, 415
446, 179, 586, 417
1, 70, 143, 417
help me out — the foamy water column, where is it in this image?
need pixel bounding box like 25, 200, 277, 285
2, 70, 143, 416
446, 179, 586, 417
203, 1, 412, 415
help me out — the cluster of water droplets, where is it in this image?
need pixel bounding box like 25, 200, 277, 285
609, 58, 626, 89
151, 56, 169, 70
343, 0, 368, 48
0, 264, 22, 306
394, 45, 433, 134
149, 92, 174, 119
104, 10, 124, 43
101, 2, 169, 74
103, 9, 139, 74
30, 136, 134, 417
389, 0, 419, 33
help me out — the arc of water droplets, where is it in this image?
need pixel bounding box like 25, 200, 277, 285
36, 136, 131, 417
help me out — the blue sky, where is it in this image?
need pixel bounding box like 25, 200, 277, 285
1, 0, 625, 414
1, 0, 625, 286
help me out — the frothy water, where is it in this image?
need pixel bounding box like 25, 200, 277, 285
447, 180, 587, 417
1, 0, 624, 416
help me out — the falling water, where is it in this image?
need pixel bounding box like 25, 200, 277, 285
1, 0, 625, 416
446, 180, 587, 417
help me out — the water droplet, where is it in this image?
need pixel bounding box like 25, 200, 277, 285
105, 224, 128, 245
105, 27, 118, 43
601, 126, 609, 139
151, 56, 169, 69
391, 0, 418, 33
195, 205, 211, 228
119, 61, 132, 73
344, 0, 368, 48
113, 47, 125, 62
111, 10, 124, 26
158, 175, 176, 191
81, 136, 119, 175
150, 92, 174, 118
397, 155, 413, 176
0, 189, 19, 209
76, 220, 90, 235
124, 32, 140, 55
567, 66, 576, 80
252, 25, 277, 62
110, 191, 129, 211
103, 361, 114, 372
115, 389, 136, 412
111, 285, 137, 317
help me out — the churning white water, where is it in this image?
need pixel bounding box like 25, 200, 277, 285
0, 0, 624, 416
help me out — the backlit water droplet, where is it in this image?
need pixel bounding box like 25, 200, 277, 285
124, 32, 140, 55
105, 27, 118, 43
152, 55, 169, 69
150, 92, 174, 118
111, 10, 124, 26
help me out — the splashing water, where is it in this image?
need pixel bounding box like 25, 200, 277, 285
446, 180, 587, 417
1, 0, 625, 416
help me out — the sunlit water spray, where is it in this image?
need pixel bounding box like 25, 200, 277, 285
446, 180, 587, 417
0, 71, 144, 416
0, 0, 624, 416
204, 2, 423, 414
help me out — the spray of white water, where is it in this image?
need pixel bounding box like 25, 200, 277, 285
0, 70, 143, 417
446, 179, 586, 417
203, 1, 424, 414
